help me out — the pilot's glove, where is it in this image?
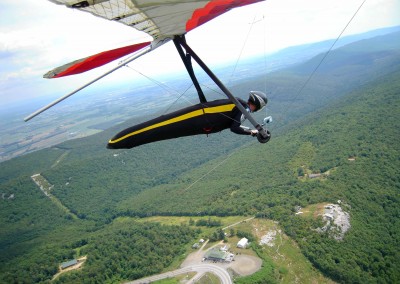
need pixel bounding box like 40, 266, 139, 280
250, 130, 258, 137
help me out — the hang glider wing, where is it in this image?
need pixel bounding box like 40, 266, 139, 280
44, 0, 264, 78
44, 41, 151, 78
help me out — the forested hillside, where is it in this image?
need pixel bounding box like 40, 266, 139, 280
120, 69, 399, 283
129, 72, 400, 283
1, 32, 399, 283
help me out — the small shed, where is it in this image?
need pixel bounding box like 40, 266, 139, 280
60, 259, 78, 270
237, 237, 248, 248
308, 173, 321, 179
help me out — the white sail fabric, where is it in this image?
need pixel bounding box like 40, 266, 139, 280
47, 0, 263, 39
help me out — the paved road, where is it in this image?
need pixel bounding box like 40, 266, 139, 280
125, 264, 231, 284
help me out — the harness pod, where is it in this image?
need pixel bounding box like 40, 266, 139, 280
107, 100, 237, 149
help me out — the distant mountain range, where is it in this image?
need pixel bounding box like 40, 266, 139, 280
262, 25, 400, 70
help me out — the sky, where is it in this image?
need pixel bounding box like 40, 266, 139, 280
1, 0, 399, 111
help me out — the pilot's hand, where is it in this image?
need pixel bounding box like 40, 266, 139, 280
250, 130, 258, 137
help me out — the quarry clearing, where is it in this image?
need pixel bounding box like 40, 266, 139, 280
298, 202, 351, 241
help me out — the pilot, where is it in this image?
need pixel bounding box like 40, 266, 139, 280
229, 91, 268, 137
107, 91, 269, 149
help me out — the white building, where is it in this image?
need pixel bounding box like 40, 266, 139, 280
237, 237, 248, 248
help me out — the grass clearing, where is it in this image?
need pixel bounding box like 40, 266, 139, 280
299, 202, 331, 219
132, 215, 252, 227
248, 218, 335, 284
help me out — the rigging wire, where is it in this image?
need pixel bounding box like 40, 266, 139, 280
280, 0, 368, 117
179, 12, 268, 193
124, 64, 195, 115
125, 9, 262, 124
262, 14, 269, 96
227, 14, 258, 85
198, 12, 261, 98
261, 13, 270, 120
125, 64, 244, 126
179, 1, 367, 192
183, 151, 236, 192
182, 140, 255, 192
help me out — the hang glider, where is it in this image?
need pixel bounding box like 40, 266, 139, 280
25, 0, 270, 145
